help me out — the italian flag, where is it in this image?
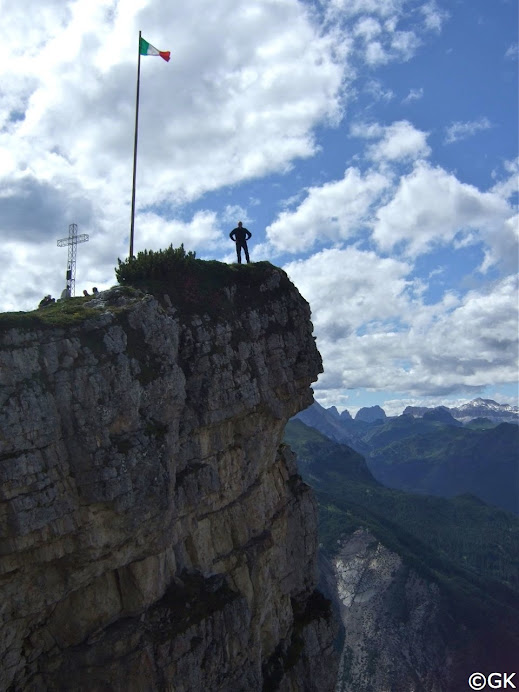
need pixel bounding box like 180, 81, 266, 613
139, 36, 170, 62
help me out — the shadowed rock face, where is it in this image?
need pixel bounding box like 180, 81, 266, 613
0, 266, 338, 691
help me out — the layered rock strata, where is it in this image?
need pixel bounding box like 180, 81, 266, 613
0, 266, 337, 691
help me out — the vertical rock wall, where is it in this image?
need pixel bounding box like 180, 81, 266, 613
0, 266, 338, 691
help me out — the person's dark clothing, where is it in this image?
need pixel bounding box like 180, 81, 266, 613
230, 226, 252, 264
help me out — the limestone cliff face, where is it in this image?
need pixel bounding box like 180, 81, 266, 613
333, 529, 448, 692
0, 265, 338, 691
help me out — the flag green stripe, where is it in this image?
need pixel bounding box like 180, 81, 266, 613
139, 37, 160, 56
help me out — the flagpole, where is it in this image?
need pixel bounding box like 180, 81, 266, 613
129, 30, 142, 259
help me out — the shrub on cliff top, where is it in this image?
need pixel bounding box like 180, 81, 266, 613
115, 245, 289, 316
115, 244, 197, 285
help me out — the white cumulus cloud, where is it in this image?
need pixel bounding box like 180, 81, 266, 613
285, 250, 518, 399
373, 161, 514, 261
266, 167, 390, 253
351, 120, 431, 161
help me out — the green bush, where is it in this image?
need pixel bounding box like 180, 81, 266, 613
115, 244, 197, 285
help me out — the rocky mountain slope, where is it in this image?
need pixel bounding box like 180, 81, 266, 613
332, 528, 449, 692
0, 262, 338, 691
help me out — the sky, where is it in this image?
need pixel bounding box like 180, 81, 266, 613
0, 0, 518, 416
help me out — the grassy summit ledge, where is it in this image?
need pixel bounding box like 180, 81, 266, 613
0, 289, 139, 331
0, 246, 291, 331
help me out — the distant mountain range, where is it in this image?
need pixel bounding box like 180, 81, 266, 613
403, 398, 519, 424
296, 399, 519, 514
317, 398, 519, 425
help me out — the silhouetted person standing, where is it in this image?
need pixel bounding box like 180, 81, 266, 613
229, 221, 252, 264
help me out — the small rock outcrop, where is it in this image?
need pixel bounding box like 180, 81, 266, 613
0, 264, 338, 691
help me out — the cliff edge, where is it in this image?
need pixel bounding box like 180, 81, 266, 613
0, 262, 337, 691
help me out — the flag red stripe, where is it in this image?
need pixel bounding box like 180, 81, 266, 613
159, 51, 171, 62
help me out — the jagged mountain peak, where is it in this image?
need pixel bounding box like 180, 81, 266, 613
327, 405, 340, 418
452, 398, 519, 422
354, 405, 387, 422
